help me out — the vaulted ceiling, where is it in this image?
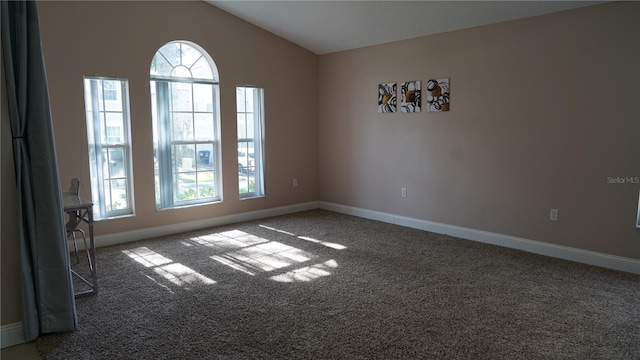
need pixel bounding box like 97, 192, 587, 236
207, 1, 605, 54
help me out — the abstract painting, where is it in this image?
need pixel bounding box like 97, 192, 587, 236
426, 78, 450, 112
378, 82, 397, 113
401, 81, 421, 113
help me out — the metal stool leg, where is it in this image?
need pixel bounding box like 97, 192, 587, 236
71, 231, 80, 264
76, 228, 92, 271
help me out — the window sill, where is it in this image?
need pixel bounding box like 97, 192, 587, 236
240, 194, 265, 201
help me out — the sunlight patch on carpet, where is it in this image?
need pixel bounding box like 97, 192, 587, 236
270, 259, 338, 283
211, 240, 315, 274
183, 230, 269, 250
123, 247, 173, 267
211, 254, 257, 276
258, 224, 296, 236
143, 274, 175, 294
259, 224, 348, 250
123, 247, 216, 288
298, 236, 347, 250
154, 263, 216, 286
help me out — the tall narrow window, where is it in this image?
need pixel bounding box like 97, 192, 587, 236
150, 41, 221, 209
83, 77, 134, 219
237, 86, 265, 198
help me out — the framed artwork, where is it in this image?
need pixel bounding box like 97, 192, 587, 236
401, 81, 421, 113
378, 82, 397, 113
426, 78, 450, 112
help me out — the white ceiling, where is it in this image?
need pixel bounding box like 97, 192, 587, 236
207, 1, 605, 54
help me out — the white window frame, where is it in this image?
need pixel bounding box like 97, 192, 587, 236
150, 41, 221, 210
83, 76, 135, 220
237, 85, 265, 199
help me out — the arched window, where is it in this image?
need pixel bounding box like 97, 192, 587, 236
150, 41, 221, 209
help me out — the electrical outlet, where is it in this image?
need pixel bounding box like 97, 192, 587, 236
401, 188, 407, 197
550, 209, 558, 221
293, 178, 298, 187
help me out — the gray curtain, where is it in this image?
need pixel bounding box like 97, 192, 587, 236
1, 0, 77, 341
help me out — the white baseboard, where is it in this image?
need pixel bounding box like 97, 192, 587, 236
319, 201, 640, 275
73, 201, 320, 249
66, 199, 639, 273
1, 322, 24, 349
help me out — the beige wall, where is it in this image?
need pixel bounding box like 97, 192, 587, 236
318, 1, 640, 259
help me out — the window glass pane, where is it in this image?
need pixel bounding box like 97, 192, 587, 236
194, 113, 214, 141
246, 171, 256, 191
236, 87, 246, 112
150, 81, 158, 123
171, 82, 192, 112
104, 80, 122, 110
84, 80, 93, 109
171, 65, 191, 78
101, 148, 110, 177
151, 53, 173, 77
97, 112, 107, 144
191, 57, 213, 80
247, 145, 256, 174
106, 126, 119, 143
159, 43, 181, 67
193, 84, 213, 112
239, 178, 249, 194
176, 172, 197, 202
245, 87, 254, 113
175, 144, 195, 172
103, 179, 113, 211
196, 144, 214, 169
109, 148, 125, 177
154, 160, 160, 205
237, 114, 247, 139
103, 81, 116, 100
110, 179, 128, 209
96, 82, 104, 111
197, 171, 215, 198
181, 43, 201, 68
105, 113, 124, 143
238, 142, 253, 174
245, 114, 255, 138
172, 113, 193, 141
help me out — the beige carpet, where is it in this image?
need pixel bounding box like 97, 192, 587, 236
37, 210, 640, 359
